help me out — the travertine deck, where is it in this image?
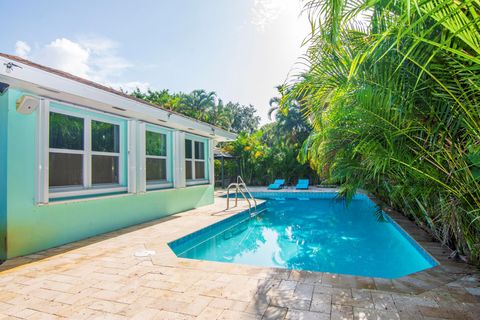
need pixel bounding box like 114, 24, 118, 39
0, 195, 479, 319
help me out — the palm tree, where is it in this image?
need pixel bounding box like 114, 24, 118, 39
181, 89, 217, 122
209, 98, 232, 129
285, 0, 480, 262
267, 85, 287, 120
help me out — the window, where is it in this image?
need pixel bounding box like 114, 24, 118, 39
145, 130, 169, 188
48, 109, 125, 198
185, 138, 207, 183
91, 120, 120, 185
49, 112, 84, 187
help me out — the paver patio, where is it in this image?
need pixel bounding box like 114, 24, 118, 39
0, 194, 479, 319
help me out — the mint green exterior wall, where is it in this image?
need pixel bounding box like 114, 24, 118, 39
3, 89, 214, 259
0, 91, 8, 260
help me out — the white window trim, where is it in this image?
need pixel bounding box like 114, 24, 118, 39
173, 131, 185, 189
47, 103, 126, 200
35, 98, 49, 204
186, 179, 209, 186
49, 186, 128, 199
185, 136, 208, 185
144, 125, 173, 191
127, 120, 138, 194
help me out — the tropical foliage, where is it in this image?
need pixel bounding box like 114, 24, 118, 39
222, 103, 315, 185
132, 89, 260, 133
214, 84, 316, 186
133, 88, 316, 186
282, 0, 480, 262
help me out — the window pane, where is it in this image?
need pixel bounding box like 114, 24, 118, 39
49, 153, 83, 187
146, 131, 167, 156
92, 120, 119, 153
195, 141, 205, 159
49, 112, 84, 150
146, 158, 167, 182
92, 155, 119, 185
185, 139, 192, 159
195, 161, 205, 179
185, 160, 192, 180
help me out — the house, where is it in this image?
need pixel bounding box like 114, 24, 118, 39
0, 53, 236, 261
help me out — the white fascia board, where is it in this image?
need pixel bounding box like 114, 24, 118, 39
0, 56, 237, 142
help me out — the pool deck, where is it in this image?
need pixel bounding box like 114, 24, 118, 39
0, 191, 478, 319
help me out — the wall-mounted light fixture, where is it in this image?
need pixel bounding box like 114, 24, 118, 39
16, 95, 39, 115
0, 82, 9, 95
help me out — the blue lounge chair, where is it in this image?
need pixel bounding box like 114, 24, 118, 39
296, 179, 310, 190
268, 179, 285, 190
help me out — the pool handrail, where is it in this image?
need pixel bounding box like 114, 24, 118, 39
226, 176, 257, 215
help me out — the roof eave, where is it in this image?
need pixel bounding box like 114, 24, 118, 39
0, 54, 237, 142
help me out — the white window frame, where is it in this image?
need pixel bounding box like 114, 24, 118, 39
48, 104, 127, 199
90, 118, 122, 187
185, 136, 208, 186
144, 125, 173, 190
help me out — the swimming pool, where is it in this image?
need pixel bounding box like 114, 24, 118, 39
169, 192, 437, 278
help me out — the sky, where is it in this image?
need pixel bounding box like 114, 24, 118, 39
0, 0, 310, 123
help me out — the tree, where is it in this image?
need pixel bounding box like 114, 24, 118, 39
227, 102, 261, 134
131, 88, 182, 111
130, 89, 260, 133
222, 85, 316, 187
179, 89, 216, 122
284, 0, 480, 262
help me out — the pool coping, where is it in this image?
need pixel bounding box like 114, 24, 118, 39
1, 188, 477, 296
383, 214, 440, 267
167, 202, 268, 256
151, 189, 478, 295
0, 189, 477, 319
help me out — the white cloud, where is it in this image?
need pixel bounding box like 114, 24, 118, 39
77, 37, 132, 82
250, 0, 287, 31
14, 37, 150, 92
35, 38, 91, 78
15, 41, 31, 58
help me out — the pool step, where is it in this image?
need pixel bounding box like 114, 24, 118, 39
250, 207, 266, 218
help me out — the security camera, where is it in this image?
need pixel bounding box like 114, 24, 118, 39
0, 82, 9, 95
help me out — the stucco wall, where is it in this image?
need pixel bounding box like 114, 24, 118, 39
0, 90, 8, 260
5, 89, 214, 258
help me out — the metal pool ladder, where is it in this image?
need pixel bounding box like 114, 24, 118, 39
226, 176, 258, 216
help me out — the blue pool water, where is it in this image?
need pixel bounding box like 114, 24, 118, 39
169, 193, 437, 278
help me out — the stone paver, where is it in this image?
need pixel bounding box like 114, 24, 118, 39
0, 194, 478, 319
285, 309, 329, 320
353, 307, 400, 320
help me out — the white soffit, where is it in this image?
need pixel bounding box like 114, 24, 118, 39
0, 55, 237, 142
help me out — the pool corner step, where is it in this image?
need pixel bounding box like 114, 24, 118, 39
251, 207, 267, 217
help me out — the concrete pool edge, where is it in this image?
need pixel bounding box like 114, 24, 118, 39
168, 202, 268, 256
153, 191, 476, 295
0, 191, 477, 296
0, 192, 477, 319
